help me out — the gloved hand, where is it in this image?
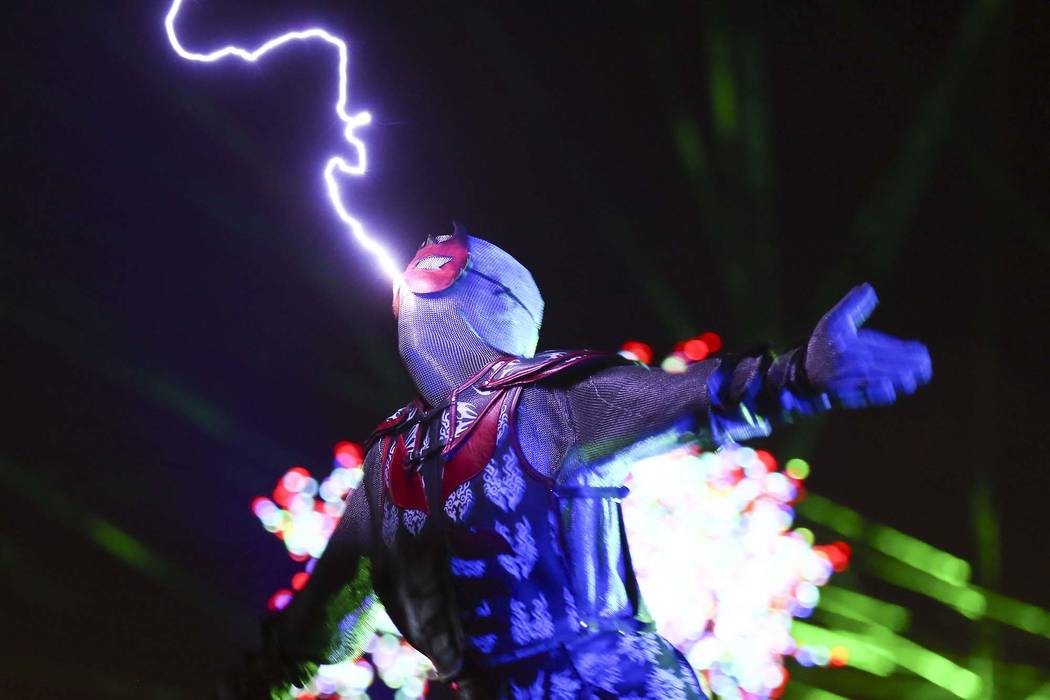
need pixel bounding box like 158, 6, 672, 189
802, 283, 932, 408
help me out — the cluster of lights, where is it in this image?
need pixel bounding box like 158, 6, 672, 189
253, 443, 363, 573
288, 634, 433, 700
253, 442, 434, 698
253, 337, 846, 699
624, 445, 847, 699
620, 332, 723, 373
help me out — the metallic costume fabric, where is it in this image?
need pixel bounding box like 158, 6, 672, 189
252, 229, 931, 700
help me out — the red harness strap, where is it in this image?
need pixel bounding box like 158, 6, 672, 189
369, 350, 625, 512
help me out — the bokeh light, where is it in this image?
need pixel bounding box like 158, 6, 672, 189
623, 441, 846, 698
253, 442, 435, 698
620, 340, 654, 365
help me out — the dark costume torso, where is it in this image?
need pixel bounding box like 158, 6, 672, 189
363, 351, 705, 699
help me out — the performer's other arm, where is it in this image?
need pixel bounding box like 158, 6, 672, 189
567, 284, 932, 456
225, 461, 379, 699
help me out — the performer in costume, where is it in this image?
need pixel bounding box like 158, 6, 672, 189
231, 223, 931, 699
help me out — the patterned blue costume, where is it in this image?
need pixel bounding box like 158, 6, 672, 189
236, 224, 931, 699
363, 349, 704, 698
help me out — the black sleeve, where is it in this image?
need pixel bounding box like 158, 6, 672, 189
253, 449, 383, 694
563, 347, 818, 467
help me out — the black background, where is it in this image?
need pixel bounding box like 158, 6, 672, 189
2, 1, 1047, 697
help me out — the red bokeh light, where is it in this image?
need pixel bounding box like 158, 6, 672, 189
292, 571, 310, 590
250, 496, 269, 516
700, 331, 722, 353
621, 340, 654, 366
683, 338, 709, 361
272, 483, 292, 508
268, 589, 294, 611
756, 450, 778, 472
771, 667, 790, 697
334, 440, 363, 467
815, 541, 852, 572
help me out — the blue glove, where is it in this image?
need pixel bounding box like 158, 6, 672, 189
705, 283, 932, 443
801, 283, 932, 409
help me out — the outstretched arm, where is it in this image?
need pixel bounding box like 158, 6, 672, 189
564, 284, 931, 464
224, 461, 381, 699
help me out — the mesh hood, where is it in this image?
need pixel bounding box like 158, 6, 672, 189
396, 230, 544, 405
459, 235, 543, 358
397, 291, 503, 406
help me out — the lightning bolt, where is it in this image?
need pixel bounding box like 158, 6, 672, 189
164, 0, 402, 283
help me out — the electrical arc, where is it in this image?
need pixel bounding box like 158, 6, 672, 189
164, 0, 402, 283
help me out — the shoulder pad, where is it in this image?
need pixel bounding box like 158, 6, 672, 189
480, 349, 626, 390
364, 401, 419, 449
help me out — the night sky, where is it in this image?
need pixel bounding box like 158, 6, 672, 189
2, 1, 1048, 697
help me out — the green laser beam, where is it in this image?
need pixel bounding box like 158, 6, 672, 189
807, 0, 1006, 320
831, 0, 1046, 260
859, 550, 1050, 641
787, 680, 851, 700
1026, 681, 1050, 700
792, 621, 896, 677
448, 4, 696, 338
818, 585, 911, 633
0, 454, 250, 629
867, 524, 971, 587
801, 493, 1050, 640
978, 586, 1050, 640
794, 620, 983, 699
799, 493, 970, 587
0, 300, 300, 483
866, 553, 986, 619
706, 28, 738, 141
